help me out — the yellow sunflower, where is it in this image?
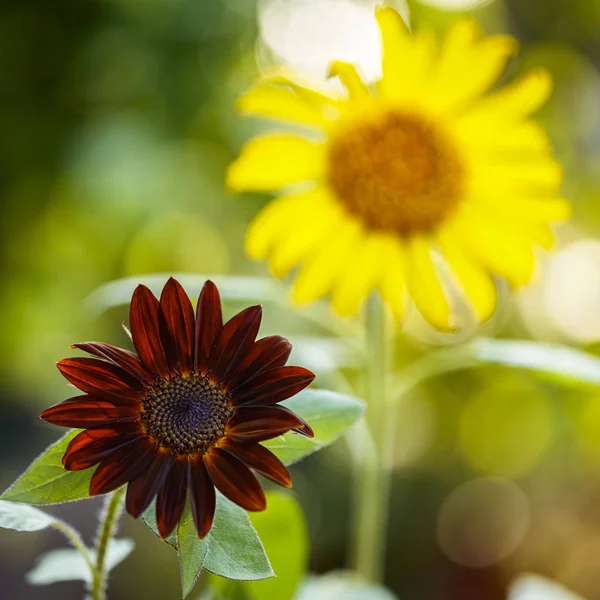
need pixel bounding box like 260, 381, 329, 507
227, 6, 569, 330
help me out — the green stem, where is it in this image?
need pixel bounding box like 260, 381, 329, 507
91, 488, 126, 600
351, 293, 392, 582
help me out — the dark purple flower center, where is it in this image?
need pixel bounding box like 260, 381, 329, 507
141, 373, 233, 454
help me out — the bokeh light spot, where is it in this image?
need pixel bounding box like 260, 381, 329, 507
437, 477, 530, 567
543, 240, 600, 344
459, 380, 554, 478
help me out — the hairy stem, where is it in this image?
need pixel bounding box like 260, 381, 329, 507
51, 519, 95, 574
90, 487, 126, 600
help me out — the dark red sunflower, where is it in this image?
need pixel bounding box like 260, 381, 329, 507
40, 278, 315, 539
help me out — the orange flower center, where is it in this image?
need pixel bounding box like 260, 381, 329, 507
327, 111, 465, 235
141, 373, 233, 455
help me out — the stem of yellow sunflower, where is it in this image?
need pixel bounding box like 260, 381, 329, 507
90, 487, 126, 600
351, 292, 393, 583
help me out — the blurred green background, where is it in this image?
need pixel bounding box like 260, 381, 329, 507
2, 0, 600, 598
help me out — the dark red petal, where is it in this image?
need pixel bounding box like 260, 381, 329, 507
126, 449, 174, 518
226, 406, 313, 442
159, 278, 195, 373
57, 358, 143, 404
71, 342, 151, 384
41, 396, 139, 428
208, 306, 262, 382
194, 281, 223, 372
156, 457, 189, 539
231, 366, 315, 407
89, 436, 156, 496
222, 336, 292, 391
189, 457, 216, 539
204, 447, 266, 512
130, 284, 169, 377
63, 425, 141, 470
220, 440, 291, 488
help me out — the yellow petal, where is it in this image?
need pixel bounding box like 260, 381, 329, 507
379, 238, 406, 321
375, 5, 411, 63
470, 157, 563, 194
427, 19, 482, 105
328, 60, 370, 102
291, 219, 362, 305
259, 68, 341, 109
464, 199, 562, 251
236, 83, 336, 128
268, 189, 342, 278
467, 67, 552, 119
471, 194, 570, 224
449, 213, 536, 288
330, 234, 391, 316
227, 134, 325, 192
406, 235, 453, 331
245, 189, 324, 260
430, 32, 518, 111
525, 222, 556, 249
469, 194, 571, 237
437, 229, 497, 322
458, 120, 551, 155
376, 6, 436, 101
518, 196, 570, 222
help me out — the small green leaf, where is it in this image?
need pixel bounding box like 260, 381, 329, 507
246, 492, 308, 600
26, 538, 134, 585
1, 430, 94, 505
26, 547, 89, 585
177, 504, 208, 598
0, 500, 56, 532
264, 389, 365, 465
296, 571, 400, 600
85, 274, 285, 316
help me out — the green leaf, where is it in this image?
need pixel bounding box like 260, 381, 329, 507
26, 538, 134, 585
0, 500, 56, 532
246, 492, 308, 600
295, 571, 400, 600
85, 274, 285, 316
202, 493, 273, 581
208, 492, 307, 599
394, 338, 600, 399
143, 492, 274, 596
173, 492, 273, 597
177, 505, 208, 598
470, 338, 600, 386
264, 389, 365, 465
142, 500, 177, 549
2, 430, 94, 505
